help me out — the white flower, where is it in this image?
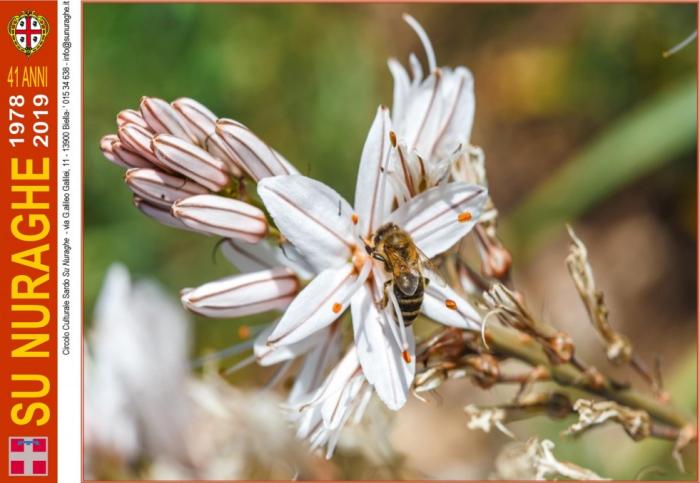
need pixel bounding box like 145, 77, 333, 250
85, 264, 192, 469
387, 15, 476, 196
258, 106, 487, 410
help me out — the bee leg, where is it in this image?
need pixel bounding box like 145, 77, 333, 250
378, 279, 393, 309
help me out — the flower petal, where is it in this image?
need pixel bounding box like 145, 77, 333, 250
258, 175, 355, 270
266, 263, 357, 346
402, 71, 443, 154
216, 119, 297, 181
422, 272, 481, 330
125, 168, 208, 208
351, 284, 414, 411
353, 106, 395, 237
424, 67, 475, 161
255, 323, 339, 373
171, 97, 217, 146
152, 134, 230, 191
172, 194, 268, 242
221, 239, 315, 280
181, 267, 298, 318
389, 182, 487, 258
322, 372, 364, 430
139, 96, 197, 143
388, 59, 410, 126
287, 326, 343, 402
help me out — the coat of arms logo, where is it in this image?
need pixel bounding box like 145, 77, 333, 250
7, 10, 49, 57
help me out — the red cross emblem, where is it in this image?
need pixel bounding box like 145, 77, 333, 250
7, 11, 49, 57
8, 437, 48, 476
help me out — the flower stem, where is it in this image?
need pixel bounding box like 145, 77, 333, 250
485, 323, 693, 430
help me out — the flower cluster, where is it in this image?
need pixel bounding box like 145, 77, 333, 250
99, 13, 698, 475
99, 15, 489, 458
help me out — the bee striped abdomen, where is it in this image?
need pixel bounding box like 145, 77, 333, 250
394, 281, 424, 326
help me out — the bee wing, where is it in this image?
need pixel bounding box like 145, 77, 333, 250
385, 249, 420, 295
396, 269, 421, 296
416, 245, 446, 287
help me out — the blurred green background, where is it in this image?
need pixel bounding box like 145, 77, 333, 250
85, 4, 696, 480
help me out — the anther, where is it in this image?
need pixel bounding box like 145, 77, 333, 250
457, 211, 472, 223
445, 299, 457, 310
332, 302, 342, 313
402, 350, 412, 363
351, 213, 359, 225
389, 131, 397, 147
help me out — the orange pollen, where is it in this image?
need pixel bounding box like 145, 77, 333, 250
445, 299, 458, 310
238, 324, 251, 339
457, 211, 472, 223
332, 302, 342, 313
351, 213, 359, 225
402, 350, 412, 363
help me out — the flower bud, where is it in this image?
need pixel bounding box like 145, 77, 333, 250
112, 141, 152, 169
181, 268, 299, 318
205, 132, 243, 178
116, 108, 150, 130
133, 196, 193, 231
171, 97, 217, 147
139, 96, 197, 143
100, 134, 130, 169
151, 134, 230, 191
216, 118, 296, 181
118, 123, 161, 165
172, 194, 267, 242
125, 168, 208, 208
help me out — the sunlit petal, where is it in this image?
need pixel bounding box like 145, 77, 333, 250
422, 271, 481, 330
390, 182, 487, 258
259, 175, 356, 270
354, 106, 395, 237
351, 285, 414, 411
266, 263, 359, 346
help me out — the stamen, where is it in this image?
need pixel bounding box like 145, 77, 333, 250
263, 359, 294, 390
445, 299, 458, 310
332, 302, 343, 313
389, 290, 411, 364
389, 130, 398, 147
222, 353, 256, 375
351, 213, 359, 225
458, 211, 472, 223
403, 13, 437, 73
190, 338, 255, 368
663, 30, 697, 58
373, 268, 404, 352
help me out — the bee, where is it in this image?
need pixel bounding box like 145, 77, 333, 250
365, 222, 437, 326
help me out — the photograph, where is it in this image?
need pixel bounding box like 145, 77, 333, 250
82, 3, 697, 480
